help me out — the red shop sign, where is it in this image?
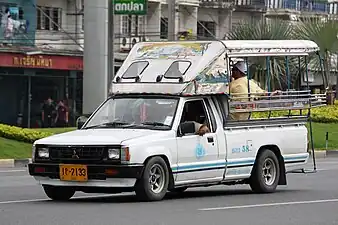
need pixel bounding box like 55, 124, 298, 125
0, 53, 83, 71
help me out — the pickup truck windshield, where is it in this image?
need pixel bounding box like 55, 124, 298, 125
84, 97, 179, 130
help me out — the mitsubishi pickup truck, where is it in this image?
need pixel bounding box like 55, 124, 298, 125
28, 40, 324, 201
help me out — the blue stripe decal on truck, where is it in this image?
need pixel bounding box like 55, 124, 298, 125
171, 155, 308, 173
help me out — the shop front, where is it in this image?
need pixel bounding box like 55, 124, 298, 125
0, 52, 83, 128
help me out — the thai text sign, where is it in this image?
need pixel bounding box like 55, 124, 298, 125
0, 53, 83, 71
13, 56, 53, 68
113, 0, 147, 15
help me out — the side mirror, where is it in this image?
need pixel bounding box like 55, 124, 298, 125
178, 121, 196, 136
76, 116, 88, 129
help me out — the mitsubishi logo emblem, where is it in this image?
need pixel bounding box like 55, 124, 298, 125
72, 148, 80, 159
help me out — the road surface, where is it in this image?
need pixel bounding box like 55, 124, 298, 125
0, 158, 338, 225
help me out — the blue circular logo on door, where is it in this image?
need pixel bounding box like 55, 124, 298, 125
195, 143, 206, 159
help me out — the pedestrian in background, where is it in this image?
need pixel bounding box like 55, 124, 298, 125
41, 97, 55, 128
55, 100, 68, 127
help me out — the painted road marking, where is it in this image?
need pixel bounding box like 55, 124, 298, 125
198, 198, 338, 211
0, 194, 116, 205
317, 168, 338, 171
0, 170, 26, 173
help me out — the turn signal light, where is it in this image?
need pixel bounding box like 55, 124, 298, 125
121, 147, 130, 162
35, 167, 45, 173
105, 169, 118, 176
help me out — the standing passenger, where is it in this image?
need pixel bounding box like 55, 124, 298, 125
229, 61, 281, 120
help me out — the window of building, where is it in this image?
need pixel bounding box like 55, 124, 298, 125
0, 3, 18, 21
121, 15, 144, 36
197, 21, 216, 39
36, 5, 62, 31
138, 16, 145, 36
121, 15, 129, 35
132, 16, 137, 34
160, 17, 168, 39
332, 3, 335, 14
81, 0, 84, 31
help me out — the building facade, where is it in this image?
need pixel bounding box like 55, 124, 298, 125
0, 0, 85, 128
0, 0, 336, 127
114, 0, 331, 54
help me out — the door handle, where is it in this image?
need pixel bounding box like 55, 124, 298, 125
207, 137, 214, 143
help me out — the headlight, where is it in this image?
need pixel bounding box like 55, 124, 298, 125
108, 148, 120, 159
37, 147, 49, 158
32, 145, 36, 162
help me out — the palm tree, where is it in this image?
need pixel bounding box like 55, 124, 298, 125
227, 16, 338, 104
293, 17, 338, 104
226, 18, 297, 90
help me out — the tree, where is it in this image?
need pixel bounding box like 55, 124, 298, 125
293, 17, 338, 104
227, 18, 296, 90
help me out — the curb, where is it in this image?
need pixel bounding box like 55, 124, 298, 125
310, 151, 327, 159
0, 158, 31, 168
0, 151, 338, 167
326, 150, 338, 158
310, 150, 338, 159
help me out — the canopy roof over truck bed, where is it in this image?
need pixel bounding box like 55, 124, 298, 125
110, 40, 319, 96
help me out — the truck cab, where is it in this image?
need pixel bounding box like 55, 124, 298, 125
28, 40, 325, 202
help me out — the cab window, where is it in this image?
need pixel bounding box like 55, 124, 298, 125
180, 99, 211, 135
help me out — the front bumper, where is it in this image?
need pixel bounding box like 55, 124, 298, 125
28, 163, 144, 188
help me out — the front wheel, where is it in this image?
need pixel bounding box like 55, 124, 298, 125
43, 185, 75, 201
249, 149, 280, 193
135, 156, 169, 201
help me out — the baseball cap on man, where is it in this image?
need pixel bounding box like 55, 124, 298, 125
233, 61, 247, 75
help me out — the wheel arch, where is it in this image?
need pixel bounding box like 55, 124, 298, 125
254, 145, 287, 185
143, 154, 175, 190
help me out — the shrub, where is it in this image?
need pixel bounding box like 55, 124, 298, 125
251, 101, 338, 123
0, 100, 337, 144
0, 124, 53, 144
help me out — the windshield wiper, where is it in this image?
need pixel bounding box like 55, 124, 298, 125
84, 121, 131, 129
141, 121, 170, 127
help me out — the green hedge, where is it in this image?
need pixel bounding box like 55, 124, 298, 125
0, 124, 53, 144
0, 102, 337, 144
251, 101, 338, 123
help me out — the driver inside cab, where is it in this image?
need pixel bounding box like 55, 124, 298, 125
181, 103, 210, 136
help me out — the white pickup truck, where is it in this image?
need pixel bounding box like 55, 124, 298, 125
28, 40, 324, 201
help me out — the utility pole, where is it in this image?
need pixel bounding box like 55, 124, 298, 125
108, 0, 115, 93
228, 7, 233, 34
168, 0, 176, 41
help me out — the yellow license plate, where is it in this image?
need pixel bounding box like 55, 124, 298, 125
59, 164, 88, 182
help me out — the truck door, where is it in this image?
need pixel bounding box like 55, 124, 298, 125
175, 98, 224, 183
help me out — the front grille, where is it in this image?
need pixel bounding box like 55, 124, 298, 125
50, 146, 106, 161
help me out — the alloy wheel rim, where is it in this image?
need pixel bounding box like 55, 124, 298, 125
262, 158, 276, 186
149, 164, 165, 194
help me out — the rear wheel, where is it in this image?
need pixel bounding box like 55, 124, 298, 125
43, 185, 75, 201
135, 156, 169, 201
249, 149, 280, 193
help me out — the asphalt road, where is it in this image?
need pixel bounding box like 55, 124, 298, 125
1, 158, 338, 225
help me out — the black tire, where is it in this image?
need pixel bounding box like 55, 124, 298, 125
249, 149, 280, 193
170, 187, 188, 193
135, 156, 169, 201
43, 185, 75, 201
